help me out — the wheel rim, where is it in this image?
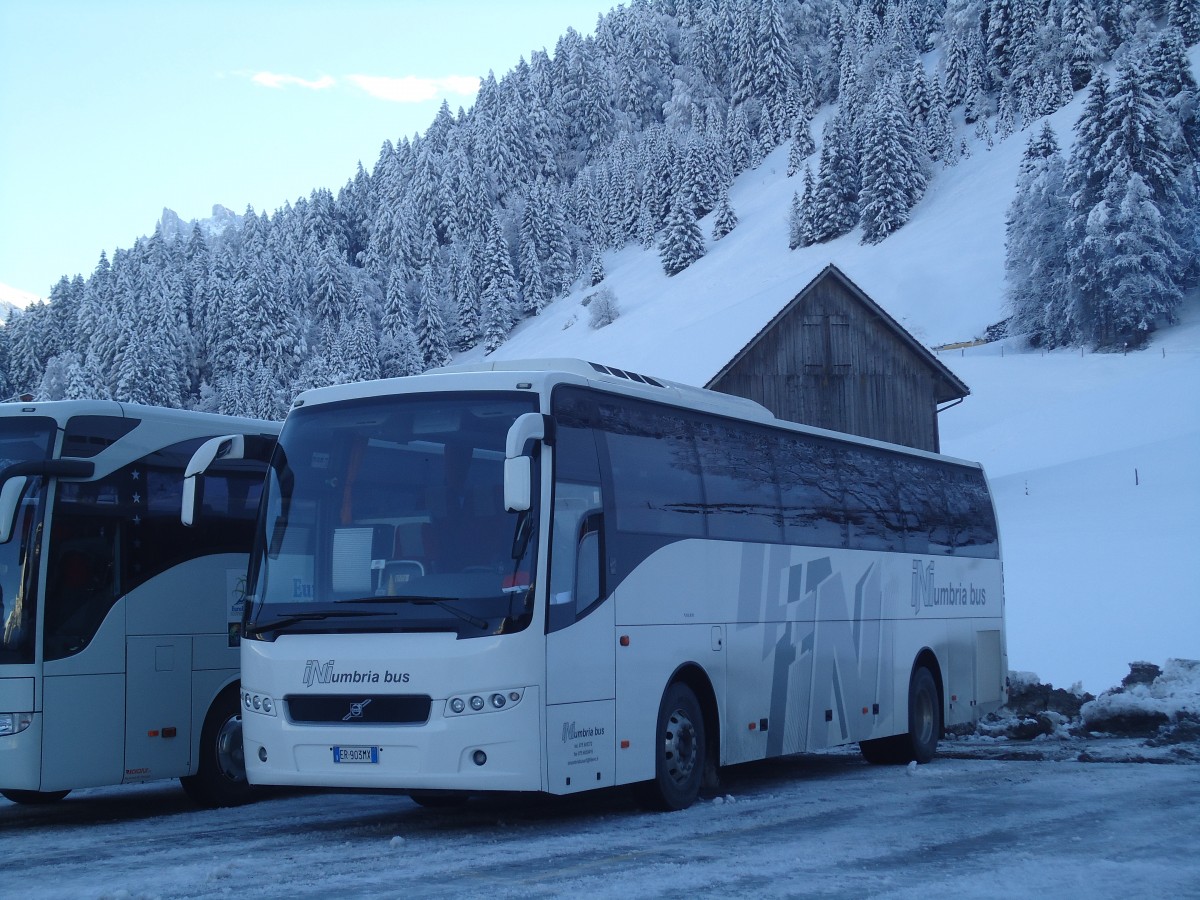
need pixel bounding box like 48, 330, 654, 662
663, 707, 698, 787
215, 714, 247, 783
914, 685, 935, 746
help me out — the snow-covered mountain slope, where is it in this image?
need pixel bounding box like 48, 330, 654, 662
465, 80, 1092, 382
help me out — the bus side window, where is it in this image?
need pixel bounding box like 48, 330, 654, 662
547, 410, 605, 634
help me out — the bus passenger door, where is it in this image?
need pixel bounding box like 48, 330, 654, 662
544, 479, 616, 795
124, 636, 192, 782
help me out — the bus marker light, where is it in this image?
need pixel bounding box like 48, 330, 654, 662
619, 635, 630, 646
620, 740, 630, 749
148, 730, 159, 737
162, 727, 177, 738
748, 722, 756, 730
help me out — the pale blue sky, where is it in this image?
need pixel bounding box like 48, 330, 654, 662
0, 0, 610, 298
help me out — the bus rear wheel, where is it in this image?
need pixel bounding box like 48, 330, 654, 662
860, 665, 942, 765
181, 686, 254, 807
639, 682, 706, 811
1, 789, 70, 804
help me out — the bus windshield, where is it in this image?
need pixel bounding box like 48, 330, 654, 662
0, 416, 56, 664
246, 392, 540, 640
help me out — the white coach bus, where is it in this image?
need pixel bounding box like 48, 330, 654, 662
217, 359, 1005, 810
0, 401, 278, 806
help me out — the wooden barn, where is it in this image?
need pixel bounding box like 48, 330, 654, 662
706, 264, 968, 453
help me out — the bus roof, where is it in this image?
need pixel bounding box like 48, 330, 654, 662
288, 359, 986, 471
0, 399, 279, 434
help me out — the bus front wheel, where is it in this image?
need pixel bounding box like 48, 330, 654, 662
859, 665, 942, 765
639, 681, 706, 811
181, 686, 254, 807
1, 789, 70, 804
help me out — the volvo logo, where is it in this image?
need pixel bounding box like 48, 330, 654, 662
343, 699, 373, 721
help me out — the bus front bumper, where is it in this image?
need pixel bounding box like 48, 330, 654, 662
241, 686, 543, 792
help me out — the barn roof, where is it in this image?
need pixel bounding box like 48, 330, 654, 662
705, 263, 970, 404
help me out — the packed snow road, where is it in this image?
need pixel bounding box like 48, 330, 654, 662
4, 750, 1197, 900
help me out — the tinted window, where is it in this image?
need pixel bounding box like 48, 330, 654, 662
62, 416, 140, 459
696, 419, 783, 543
44, 438, 264, 660
598, 397, 704, 537
549, 388, 997, 559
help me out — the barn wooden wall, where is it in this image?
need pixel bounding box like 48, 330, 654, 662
709, 276, 947, 452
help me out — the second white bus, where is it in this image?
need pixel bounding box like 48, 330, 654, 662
221, 359, 1005, 810
0, 401, 278, 806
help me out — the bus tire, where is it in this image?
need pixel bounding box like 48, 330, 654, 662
639, 681, 706, 812
859, 665, 942, 765
906, 665, 942, 764
180, 686, 254, 808
1, 789, 70, 804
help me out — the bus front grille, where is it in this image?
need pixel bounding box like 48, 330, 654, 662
285, 695, 432, 725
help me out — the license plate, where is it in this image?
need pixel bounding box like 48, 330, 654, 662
333, 745, 379, 764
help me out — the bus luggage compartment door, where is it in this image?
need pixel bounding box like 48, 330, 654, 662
124, 636, 192, 782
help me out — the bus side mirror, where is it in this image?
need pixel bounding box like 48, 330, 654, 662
182, 434, 246, 527
0, 476, 28, 544
504, 413, 555, 513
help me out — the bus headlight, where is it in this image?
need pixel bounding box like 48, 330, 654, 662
0, 712, 33, 736
445, 689, 524, 717
241, 689, 278, 717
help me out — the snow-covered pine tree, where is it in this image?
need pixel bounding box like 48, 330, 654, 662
788, 190, 805, 250
925, 76, 955, 163
659, 191, 706, 276
378, 269, 423, 378
810, 114, 860, 242
310, 242, 351, 330
786, 107, 816, 177
1169, 0, 1200, 43
1005, 123, 1072, 346
480, 209, 519, 345
1063, 0, 1106, 91
415, 267, 452, 370
800, 165, 818, 247
755, 0, 793, 151
1092, 169, 1185, 346
942, 35, 969, 107
859, 80, 927, 244
588, 245, 606, 284
996, 89, 1016, 140
712, 186, 738, 240
727, 106, 755, 176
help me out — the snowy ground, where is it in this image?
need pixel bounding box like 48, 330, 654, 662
3, 745, 1197, 900
5, 662, 1197, 899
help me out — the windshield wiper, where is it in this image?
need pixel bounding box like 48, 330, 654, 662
335, 595, 490, 631
246, 609, 380, 637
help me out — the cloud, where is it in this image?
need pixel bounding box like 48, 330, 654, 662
251, 71, 336, 91
345, 74, 481, 103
